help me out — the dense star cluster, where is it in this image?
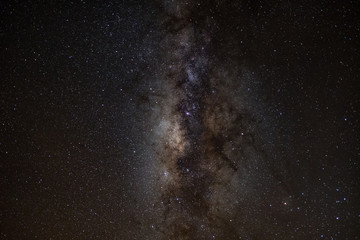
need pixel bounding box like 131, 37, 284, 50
1, 0, 360, 239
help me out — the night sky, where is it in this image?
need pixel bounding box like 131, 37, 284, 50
1, 1, 360, 239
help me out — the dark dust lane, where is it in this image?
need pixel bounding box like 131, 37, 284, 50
146, 2, 279, 239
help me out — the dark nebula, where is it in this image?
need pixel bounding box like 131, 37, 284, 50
1, 0, 360, 239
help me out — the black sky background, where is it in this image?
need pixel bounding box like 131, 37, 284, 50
1, 0, 360, 239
